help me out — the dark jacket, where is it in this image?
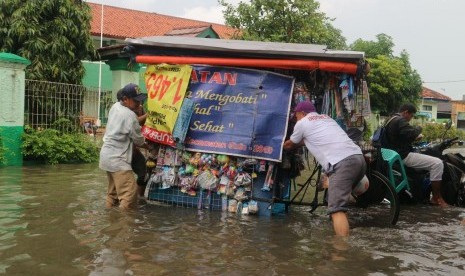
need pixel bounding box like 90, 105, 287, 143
384, 113, 422, 159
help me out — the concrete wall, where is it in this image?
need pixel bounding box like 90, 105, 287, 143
0, 53, 30, 166
82, 61, 147, 93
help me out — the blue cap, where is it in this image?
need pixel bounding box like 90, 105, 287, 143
120, 83, 147, 102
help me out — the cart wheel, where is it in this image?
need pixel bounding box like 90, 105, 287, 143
354, 170, 400, 226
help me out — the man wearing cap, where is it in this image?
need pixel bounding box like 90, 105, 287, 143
284, 101, 366, 236
116, 88, 148, 197
99, 83, 147, 210
384, 103, 448, 207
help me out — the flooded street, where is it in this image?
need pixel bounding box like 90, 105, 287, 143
1, 164, 464, 275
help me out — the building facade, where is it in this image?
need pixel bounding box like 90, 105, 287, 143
420, 86, 451, 122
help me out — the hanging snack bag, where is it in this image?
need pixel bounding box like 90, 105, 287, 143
161, 166, 176, 189
197, 170, 218, 191
228, 199, 238, 213
234, 187, 248, 202
248, 200, 259, 214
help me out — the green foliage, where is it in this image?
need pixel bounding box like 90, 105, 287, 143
51, 117, 78, 133
21, 125, 99, 165
0, 0, 96, 84
350, 35, 422, 115
363, 120, 372, 142
398, 50, 423, 106
419, 123, 465, 142
219, 0, 346, 49
0, 131, 5, 165
350, 34, 394, 58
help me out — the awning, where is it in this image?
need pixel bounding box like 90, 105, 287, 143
417, 111, 432, 118
135, 55, 359, 74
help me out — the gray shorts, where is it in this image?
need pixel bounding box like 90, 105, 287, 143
327, 154, 366, 214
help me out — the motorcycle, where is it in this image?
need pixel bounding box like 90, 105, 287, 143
406, 120, 465, 206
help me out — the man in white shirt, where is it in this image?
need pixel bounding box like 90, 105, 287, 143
284, 101, 366, 236
116, 89, 149, 197
99, 83, 147, 210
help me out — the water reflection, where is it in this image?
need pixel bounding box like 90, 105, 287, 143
0, 164, 464, 275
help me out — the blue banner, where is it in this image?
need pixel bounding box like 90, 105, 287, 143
184, 66, 294, 161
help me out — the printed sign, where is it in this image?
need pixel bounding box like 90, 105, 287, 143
184, 65, 294, 161
142, 64, 192, 146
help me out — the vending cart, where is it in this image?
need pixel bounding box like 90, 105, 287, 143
98, 36, 368, 216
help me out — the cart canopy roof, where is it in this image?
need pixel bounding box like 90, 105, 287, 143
120, 36, 364, 63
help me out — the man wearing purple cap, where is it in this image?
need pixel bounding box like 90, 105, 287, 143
99, 83, 148, 210
284, 101, 366, 236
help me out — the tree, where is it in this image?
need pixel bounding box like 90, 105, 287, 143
0, 0, 97, 129
350, 35, 422, 114
350, 33, 394, 58
219, 0, 346, 49
0, 0, 96, 84
398, 50, 423, 107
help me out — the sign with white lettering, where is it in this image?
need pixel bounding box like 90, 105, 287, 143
184, 66, 294, 161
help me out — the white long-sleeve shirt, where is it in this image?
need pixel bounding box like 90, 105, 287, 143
99, 102, 145, 172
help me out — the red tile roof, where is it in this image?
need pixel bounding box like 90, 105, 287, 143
421, 86, 451, 101
88, 2, 236, 39
165, 26, 215, 37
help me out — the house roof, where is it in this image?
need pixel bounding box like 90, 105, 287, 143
165, 26, 218, 37
421, 86, 451, 101
88, 2, 236, 39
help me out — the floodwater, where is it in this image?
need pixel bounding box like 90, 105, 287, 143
0, 164, 464, 276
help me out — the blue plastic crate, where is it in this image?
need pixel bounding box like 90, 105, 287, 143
147, 184, 223, 210
146, 170, 291, 216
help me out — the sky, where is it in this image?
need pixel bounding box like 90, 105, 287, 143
88, 0, 465, 100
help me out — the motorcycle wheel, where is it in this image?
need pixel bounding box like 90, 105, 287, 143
441, 162, 461, 206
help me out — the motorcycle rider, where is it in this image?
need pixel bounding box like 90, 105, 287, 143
384, 103, 448, 207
